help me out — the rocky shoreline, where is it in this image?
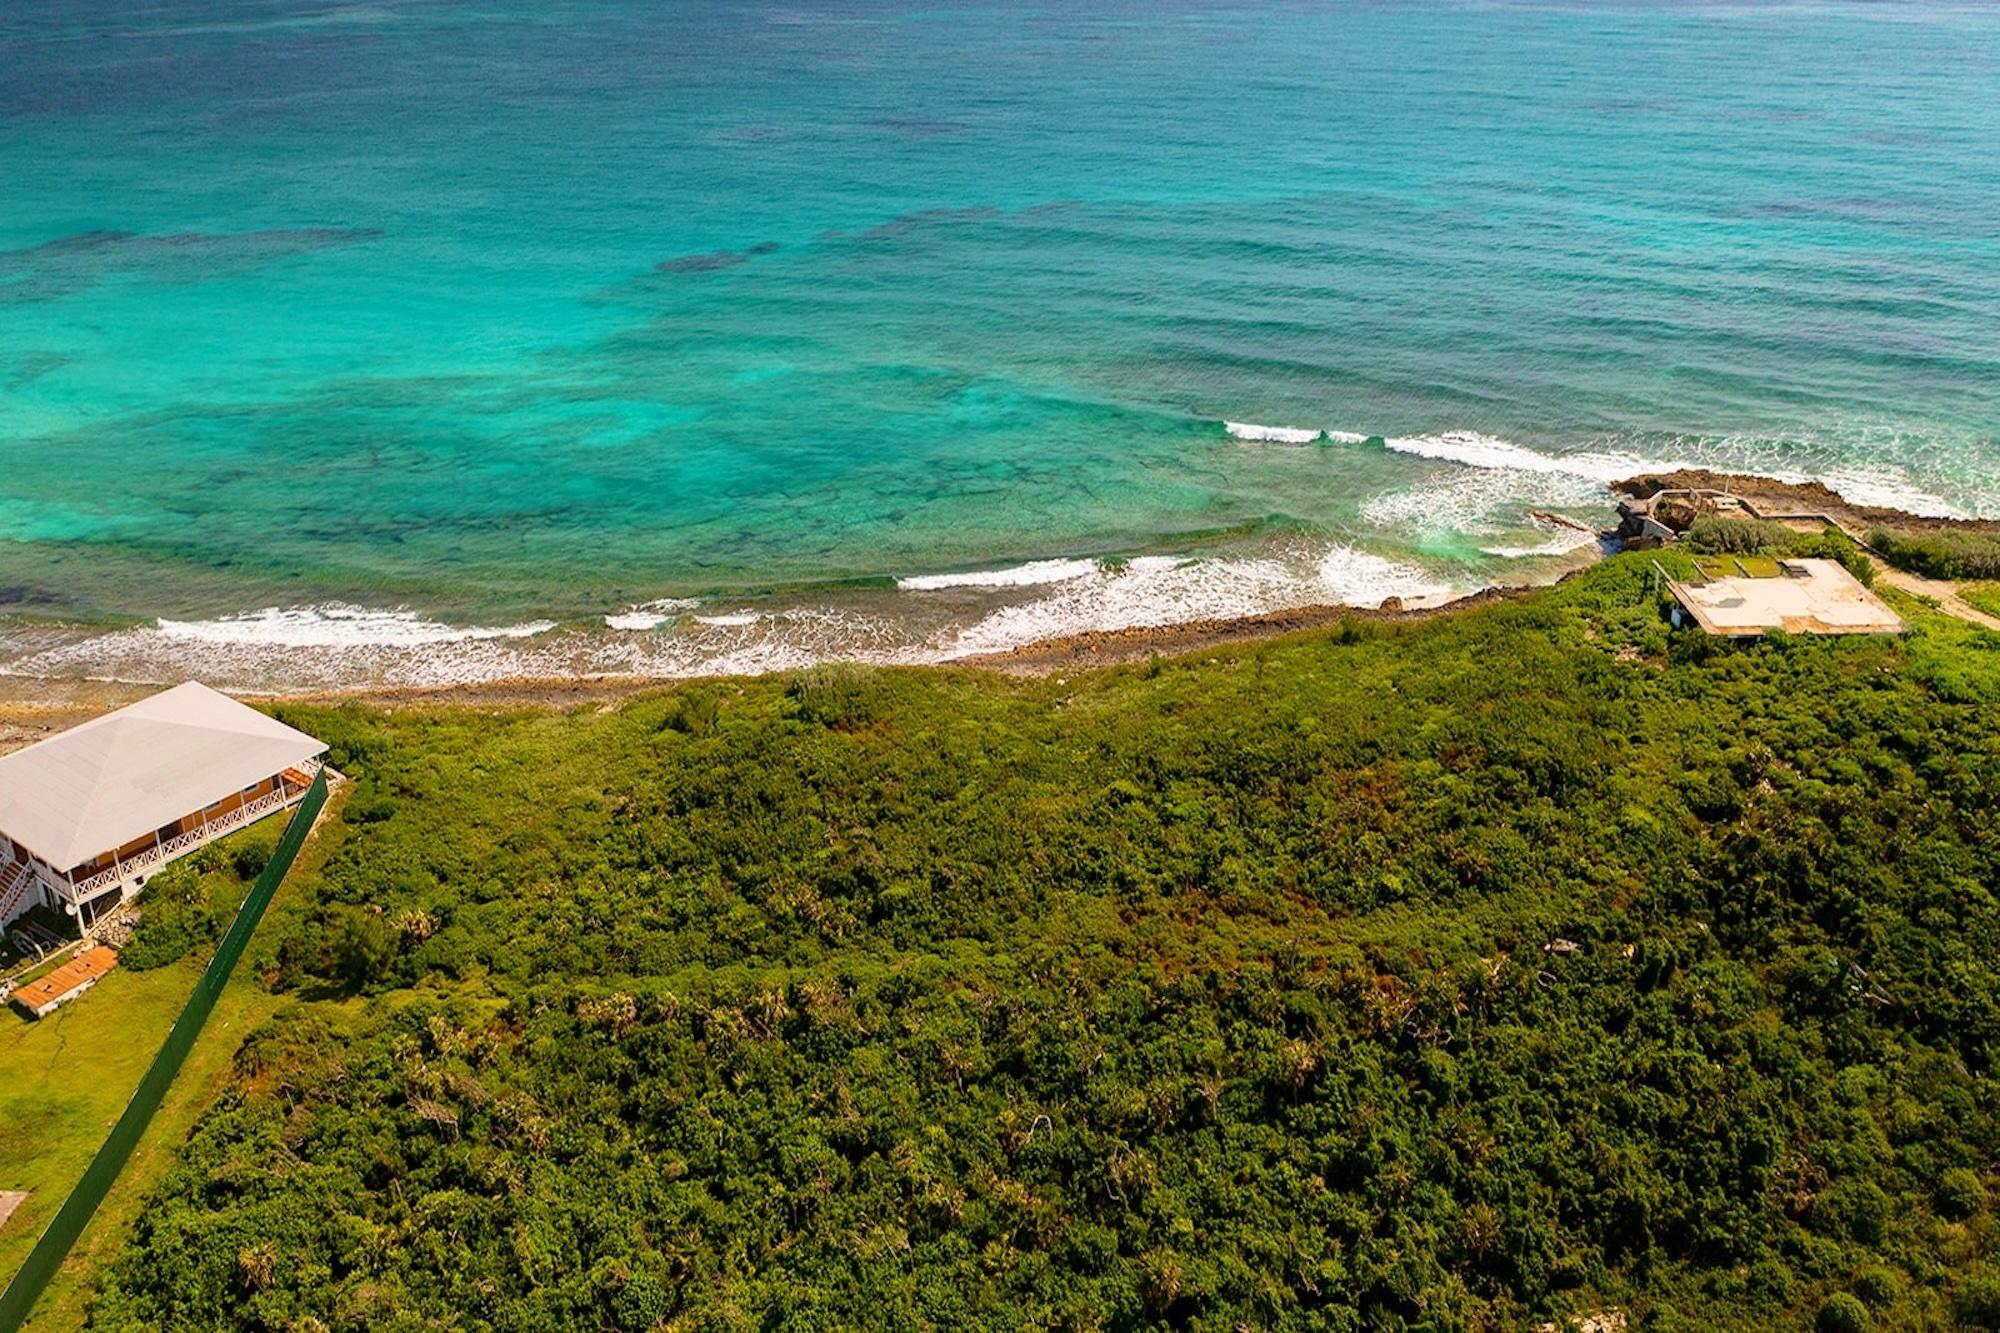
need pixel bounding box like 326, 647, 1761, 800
0, 469, 1987, 732
1612, 469, 2000, 537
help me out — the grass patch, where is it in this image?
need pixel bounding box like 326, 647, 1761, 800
1695, 553, 1786, 580
0, 965, 194, 1280
0, 809, 333, 1332
1962, 582, 2000, 621
1870, 527, 2000, 581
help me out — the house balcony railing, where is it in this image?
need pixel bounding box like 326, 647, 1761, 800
60, 772, 316, 902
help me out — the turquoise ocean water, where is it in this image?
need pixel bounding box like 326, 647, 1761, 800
2, 0, 1997, 686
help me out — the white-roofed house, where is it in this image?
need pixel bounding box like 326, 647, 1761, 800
0, 683, 326, 931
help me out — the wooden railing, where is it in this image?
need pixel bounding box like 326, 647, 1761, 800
64, 781, 306, 900
0, 863, 33, 928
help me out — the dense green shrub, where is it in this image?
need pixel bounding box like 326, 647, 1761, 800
1852, 1267, 1900, 1308
1789, 526, 1876, 586
659, 689, 720, 736
1940, 1167, 1989, 1220
331, 909, 398, 989
90, 556, 2000, 1331
1869, 527, 2000, 580
114, 914, 199, 971
228, 835, 274, 881
1686, 514, 1797, 554
1816, 1292, 1869, 1333
121, 863, 217, 971
1961, 1267, 2000, 1330
785, 661, 885, 730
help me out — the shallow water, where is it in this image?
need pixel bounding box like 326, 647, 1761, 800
1, 0, 1996, 685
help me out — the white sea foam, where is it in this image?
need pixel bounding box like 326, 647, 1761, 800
897, 558, 1101, 591
8, 610, 572, 692
943, 545, 1455, 658
1226, 421, 1321, 444
155, 603, 556, 647
1315, 546, 1455, 605
1, 604, 932, 692
1480, 527, 1603, 559
1361, 466, 1609, 533
1323, 429, 1370, 445
605, 598, 700, 631
1381, 431, 1666, 484
1369, 428, 1968, 519
0, 543, 1479, 691
1814, 466, 1960, 518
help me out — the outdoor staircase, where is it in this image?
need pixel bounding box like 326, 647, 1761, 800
0, 862, 36, 929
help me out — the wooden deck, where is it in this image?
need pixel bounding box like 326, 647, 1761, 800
10, 946, 119, 1019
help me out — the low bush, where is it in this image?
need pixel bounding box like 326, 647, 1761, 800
122, 864, 219, 971
1817, 1292, 1869, 1333
1685, 514, 1797, 554
1869, 527, 2000, 581
785, 662, 884, 730
1938, 1166, 1988, 1220
229, 836, 274, 882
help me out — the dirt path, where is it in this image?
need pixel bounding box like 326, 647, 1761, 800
1868, 561, 2000, 633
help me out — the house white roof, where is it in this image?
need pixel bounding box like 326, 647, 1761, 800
0, 682, 324, 871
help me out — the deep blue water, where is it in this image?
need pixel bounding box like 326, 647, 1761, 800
1, 0, 1996, 684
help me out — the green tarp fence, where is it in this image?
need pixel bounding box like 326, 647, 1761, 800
0, 769, 329, 1332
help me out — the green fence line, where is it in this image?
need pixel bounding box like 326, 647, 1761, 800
0, 770, 329, 1333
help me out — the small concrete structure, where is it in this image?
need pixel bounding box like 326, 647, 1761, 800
1668, 559, 1904, 639
10, 946, 119, 1019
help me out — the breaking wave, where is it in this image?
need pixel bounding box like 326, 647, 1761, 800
942, 546, 1454, 658
1220, 418, 1967, 518
1379, 431, 1665, 484
1225, 421, 1369, 447
1226, 421, 1321, 444
1813, 465, 1961, 518
155, 604, 556, 648
1480, 527, 1604, 559
605, 598, 700, 631
897, 558, 1101, 590
1381, 430, 1961, 518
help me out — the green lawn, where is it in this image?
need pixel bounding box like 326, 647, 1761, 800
16, 974, 289, 1333
0, 964, 195, 1279
1732, 553, 1785, 578
0, 806, 338, 1332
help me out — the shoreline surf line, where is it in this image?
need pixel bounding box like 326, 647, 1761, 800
1220, 421, 1973, 519
0, 577, 1544, 715
2, 452, 1991, 718
1, 470, 1985, 703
